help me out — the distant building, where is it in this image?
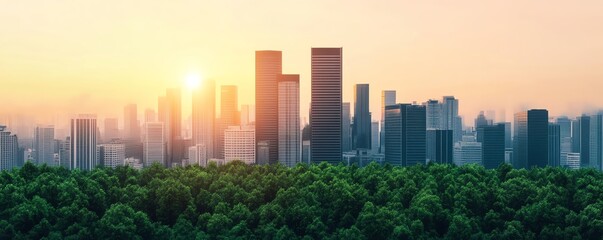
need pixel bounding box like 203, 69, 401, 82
103, 118, 119, 142
34, 125, 55, 166
342, 102, 352, 152
353, 84, 371, 150
144, 109, 156, 123
548, 124, 561, 167
224, 126, 255, 165
424, 99, 442, 130
479, 123, 505, 169
384, 104, 426, 166
442, 96, 461, 143
124, 157, 143, 170
188, 144, 207, 167
192, 80, 215, 160
59, 137, 70, 169
143, 122, 165, 167
565, 152, 581, 170
454, 136, 482, 166
159, 89, 182, 167
513, 109, 549, 168
216, 85, 239, 159
380, 90, 396, 154
70, 115, 98, 170
311, 48, 342, 164
256, 50, 282, 165
590, 113, 603, 170
278, 74, 300, 167
557, 117, 572, 166
97, 143, 126, 168
426, 130, 453, 164
302, 140, 311, 164
371, 121, 379, 154
257, 141, 270, 165
0, 125, 19, 171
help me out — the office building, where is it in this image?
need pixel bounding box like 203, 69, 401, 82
278, 74, 300, 167
566, 152, 581, 170
124, 104, 140, 141
475, 111, 490, 130
192, 80, 215, 161
371, 121, 379, 154
256, 50, 282, 165
424, 99, 442, 130
310, 48, 342, 164
454, 137, 482, 166
103, 118, 119, 142
34, 125, 55, 166
59, 137, 71, 169
353, 84, 371, 149
143, 122, 165, 167
224, 126, 255, 165
380, 90, 396, 154
479, 123, 506, 169
257, 141, 270, 165
216, 85, 239, 159
572, 116, 590, 168
426, 130, 453, 164
384, 104, 426, 166
504, 122, 512, 149
556, 116, 572, 166
158, 88, 182, 167
70, 115, 98, 170
0, 126, 19, 171
97, 143, 126, 168
513, 109, 549, 168
342, 102, 352, 152
188, 144, 207, 167
124, 157, 143, 170
442, 96, 461, 143
549, 124, 561, 167
590, 113, 603, 170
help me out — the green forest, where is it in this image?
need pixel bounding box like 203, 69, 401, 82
1, 162, 603, 239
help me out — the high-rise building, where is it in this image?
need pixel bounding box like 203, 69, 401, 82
158, 89, 182, 167
59, 137, 71, 169
479, 123, 505, 169
224, 126, 255, 165
257, 141, 270, 165
565, 152, 581, 170
442, 96, 461, 143
192, 80, 215, 162
278, 74, 300, 167
572, 115, 590, 168
256, 50, 282, 165
188, 144, 207, 167
380, 90, 396, 154
124, 104, 140, 141
0, 125, 19, 171
454, 137, 482, 166
103, 118, 119, 142
240, 105, 251, 127
144, 109, 156, 123
371, 121, 379, 154
143, 122, 165, 167
342, 102, 352, 152
216, 85, 239, 159
548, 123, 561, 167
302, 140, 311, 164
70, 115, 98, 170
513, 109, 549, 168
475, 111, 490, 130
34, 125, 55, 166
384, 104, 426, 166
556, 116, 572, 166
353, 84, 371, 150
426, 130, 453, 164
97, 143, 125, 168
589, 113, 602, 170
424, 99, 442, 130
311, 48, 342, 164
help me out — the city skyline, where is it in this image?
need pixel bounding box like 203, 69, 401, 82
3, 1, 603, 124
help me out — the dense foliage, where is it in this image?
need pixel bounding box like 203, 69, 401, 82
1, 161, 603, 239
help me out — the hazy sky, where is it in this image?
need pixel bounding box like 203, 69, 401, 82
2, 0, 603, 127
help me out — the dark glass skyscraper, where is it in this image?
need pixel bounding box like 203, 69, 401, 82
384, 104, 426, 166
479, 123, 505, 169
572, 116, 590, 168
255, 51, 282, 165
342, 102, 352, 152
513, 109, 549, 168
426, 130, 453, 164
353, 84, 371, 150
548, 123, 561, 167
311, 48, 342, 164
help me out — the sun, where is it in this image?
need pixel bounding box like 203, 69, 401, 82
185, 73, 202, 90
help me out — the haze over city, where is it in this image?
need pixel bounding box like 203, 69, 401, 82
2, 0, 603, 125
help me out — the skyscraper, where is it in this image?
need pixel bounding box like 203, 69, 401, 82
124, 104, 140, 141
384, 104, 426, 166
504, 122, 512, 149
513, 109, 549, 168
158, 88, 182, 167
556, 116, 572, 166
256, 50, 282, 165
103, 118, 119, 142
70, 114, 98, 170
34, 125, 55, 166
475, 111, 490, 130
353, 84, 371, 150
0, 125, 19, 171
278, 74, 300, 167
380, 90, 396, 153
310, 47, 342, 164
97, 143, 125, 168
548, 123, 561, 167
426, 130, 453, 164
188, 144, 207, 167
371, 121, 379, 154
424, 99, 442, 130
442, 96, 461, 143
216, 85, 238, 159
192, 80, 215, 161
479, 123, 505, 169
240, 105, 251, 127
454, 137, 482, 166
143, 122, 165, 166
572, 115, 590, 168
589, 113, 602, 170
342, 102, 352, 152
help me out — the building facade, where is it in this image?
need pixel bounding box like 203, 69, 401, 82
70, 115, 98, 170
256, 50, 282, 165
384, 104, 426, 166
278, 74, 300, 167
224, 126, 256, 165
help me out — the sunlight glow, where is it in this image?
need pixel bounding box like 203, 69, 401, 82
185, 73, 202, 90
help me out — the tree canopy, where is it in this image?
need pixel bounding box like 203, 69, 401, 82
1, 161, 602, 239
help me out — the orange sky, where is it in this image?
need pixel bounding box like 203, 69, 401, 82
1, 0, 603, 127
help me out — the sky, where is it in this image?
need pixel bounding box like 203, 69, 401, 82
1, 0, 603, 128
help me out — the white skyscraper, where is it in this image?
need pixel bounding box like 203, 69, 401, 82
188, 144, 208, 167
0, 125, 19, 171
143, 122, 165, 166
34, 125, 55, 166
98, 143, 126, 168
278, 74, 300, 167
442, 96, 461, 143
224, 126, 255, 165
70, 115, 98, 170
192, 79, 215, 159
424, 100, 442, 130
